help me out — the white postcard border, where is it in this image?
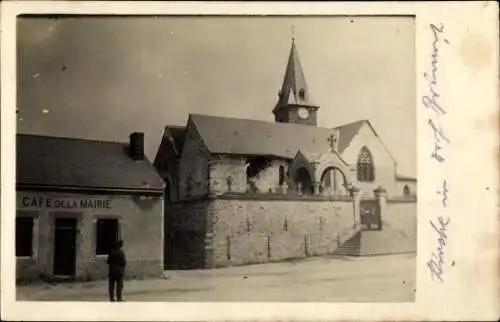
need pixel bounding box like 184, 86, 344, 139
1, 1, 498, 321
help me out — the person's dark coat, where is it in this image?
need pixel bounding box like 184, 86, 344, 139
107, 247, 126, 277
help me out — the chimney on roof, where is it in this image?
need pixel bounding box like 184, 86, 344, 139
129, 132, 144, 161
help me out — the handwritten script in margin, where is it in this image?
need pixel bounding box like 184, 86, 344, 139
423, 23, 451, 283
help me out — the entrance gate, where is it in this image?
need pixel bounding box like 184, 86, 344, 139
360, 200, 381, 230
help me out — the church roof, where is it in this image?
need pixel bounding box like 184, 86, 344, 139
189, 114, 365, 159
298, 149, 349, 166
17, 134, 165, 193
335, 120, 366, 153
273, 39, 316, 112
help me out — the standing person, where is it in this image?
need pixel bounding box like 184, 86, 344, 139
106, 240, 126, 302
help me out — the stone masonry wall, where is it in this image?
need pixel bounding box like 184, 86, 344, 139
168, 200, 210, 269
209, 156, 247, 194
396, 181, 418, 197
178, 123, 209, 199
208, 197, 356, 267
251, 160, 289, 193
359, 198, 417, 255
208, 157, 289, 195
382, 199, 417, 252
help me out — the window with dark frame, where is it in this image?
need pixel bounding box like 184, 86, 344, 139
16, 217, 34, 257
357, 146, 375, 182
96, 218, 119, 255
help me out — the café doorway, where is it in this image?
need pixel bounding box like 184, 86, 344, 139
53, 217, 78, 277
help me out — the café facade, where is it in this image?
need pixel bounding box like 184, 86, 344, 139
16, 132, 165, 281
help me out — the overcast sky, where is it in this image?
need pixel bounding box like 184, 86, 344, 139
17, 16, 416, 176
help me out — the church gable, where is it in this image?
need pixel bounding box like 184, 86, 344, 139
341, 121, 394, 164
153, 127, 185, 176
340, 121, 398, 197
177, 118, 210, 199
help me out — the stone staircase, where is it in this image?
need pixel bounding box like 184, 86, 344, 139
332, 223, 416, 257
332, 231, 361, 257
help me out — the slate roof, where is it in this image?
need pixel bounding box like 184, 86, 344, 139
17, 134, 165, 192
335, 120, 365, 154
189, 114, 368, 159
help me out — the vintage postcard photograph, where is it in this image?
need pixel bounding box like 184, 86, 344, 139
14, 13, 417, 303
1, 1, 498, 322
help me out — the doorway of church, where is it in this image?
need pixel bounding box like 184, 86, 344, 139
360, 200, 381, 230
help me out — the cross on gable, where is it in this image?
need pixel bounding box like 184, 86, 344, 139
327, 133, 338, 152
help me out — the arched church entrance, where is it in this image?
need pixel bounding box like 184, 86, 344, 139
320, 167, 348, 195
294, 167, 314, 195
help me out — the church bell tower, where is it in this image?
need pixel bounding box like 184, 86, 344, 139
273, 35, 320, 126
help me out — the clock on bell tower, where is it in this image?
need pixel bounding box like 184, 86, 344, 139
272, 37, 320, 126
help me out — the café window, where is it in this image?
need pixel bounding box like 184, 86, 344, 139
96, 218, 120, 255
16, 217, 34, 257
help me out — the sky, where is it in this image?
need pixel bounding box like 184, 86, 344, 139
17, 16, 416, 176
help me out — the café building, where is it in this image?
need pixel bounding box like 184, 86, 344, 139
16, 132, 165, 281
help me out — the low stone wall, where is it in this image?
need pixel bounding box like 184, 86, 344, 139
360, 198, 417, 254
385, 198, 417, 238
209, 196, 357, 267
167, 199, 210, 269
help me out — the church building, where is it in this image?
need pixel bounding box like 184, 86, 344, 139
154, 38, 417, 269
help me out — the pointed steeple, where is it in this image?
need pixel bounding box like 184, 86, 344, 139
273, 38, 316, 113
272, 35, 319, 126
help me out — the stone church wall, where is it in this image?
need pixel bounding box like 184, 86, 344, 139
358, 165, 397, 198
178, 125, 210, 199
396, 180, 417, 197
208, 156, 289, 195
360, 198, 417, 254
208, 197, 357, 267
249, 160, 283, 193
385, 200, 417, 235
168, 199, 211, 269
209, 156, 247, 194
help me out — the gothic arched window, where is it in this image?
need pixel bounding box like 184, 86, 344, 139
357, 147, 375, 182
